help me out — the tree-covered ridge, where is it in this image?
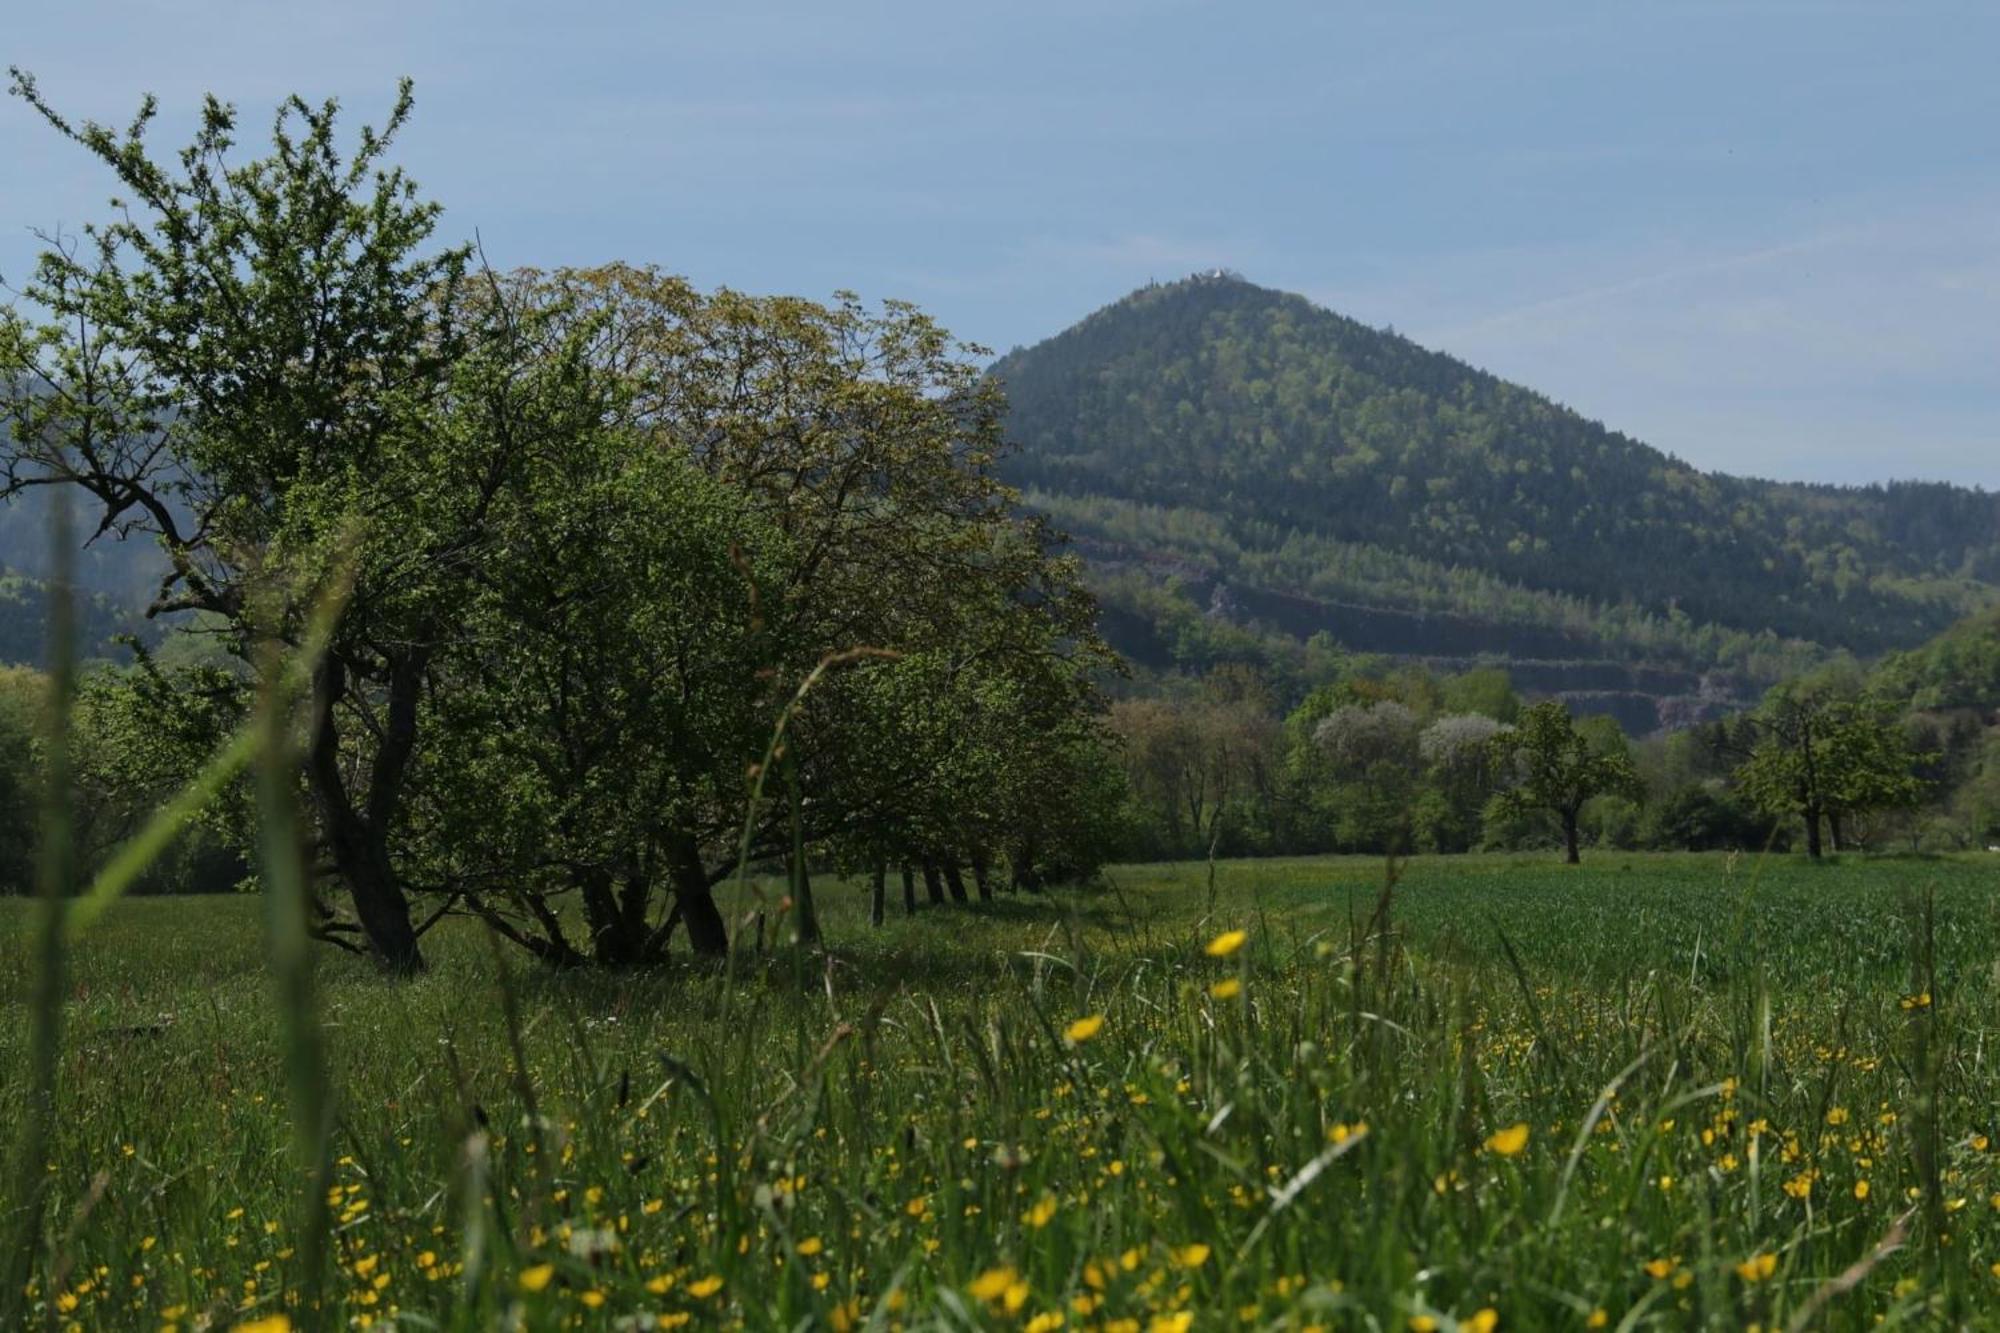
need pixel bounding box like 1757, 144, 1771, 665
992, 272, 2000, 659
1872, 605, 2000, 715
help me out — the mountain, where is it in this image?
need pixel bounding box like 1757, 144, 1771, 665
0, 490, 164, 666
992, 272, 2000, 731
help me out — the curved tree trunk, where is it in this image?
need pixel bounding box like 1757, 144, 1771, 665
1011, 839, 1043, 894
970, 847, 994, 901
901, 863, 918, 916
922, 861, 947, 905
678, 885, 729, 958
943, 862, 970, 904
580, 868, 633, 965
308, 656, 425, 974
667, 831, 729, 958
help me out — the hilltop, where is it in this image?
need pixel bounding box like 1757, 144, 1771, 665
993, 273, 2000, 728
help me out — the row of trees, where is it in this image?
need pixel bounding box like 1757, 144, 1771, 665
0, 77, 1119, 970
1107, 656, 1941, 864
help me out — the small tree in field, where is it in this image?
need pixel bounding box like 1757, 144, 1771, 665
1733, 685, 1925, 859
1491, 700, 1640, 864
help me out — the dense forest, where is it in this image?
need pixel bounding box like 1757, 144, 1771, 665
992, 273, 2000, 713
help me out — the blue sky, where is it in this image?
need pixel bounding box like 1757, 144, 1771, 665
4, 1, 1997, 486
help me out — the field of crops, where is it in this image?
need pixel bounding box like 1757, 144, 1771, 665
5, 851, 2000, 1330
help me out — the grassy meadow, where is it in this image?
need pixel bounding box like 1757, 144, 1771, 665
6, 852, 2000, 1330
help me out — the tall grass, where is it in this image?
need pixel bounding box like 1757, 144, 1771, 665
3, 496, 73, 1330
4, 853, 2000, 1328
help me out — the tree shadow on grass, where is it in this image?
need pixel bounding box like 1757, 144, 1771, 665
499, 889, 1168, 1013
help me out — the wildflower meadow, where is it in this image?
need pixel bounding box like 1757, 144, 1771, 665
6, 852, 2000, 1330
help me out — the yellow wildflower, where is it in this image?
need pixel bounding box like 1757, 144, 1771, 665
1064, 1015, 1105, 1044
236, 1318, 291, 1333
969, 1267, 1019, 1302
1735, 1252, 1778, 1282
1484, 1123, 1530, 1157
1205, 929, 1248, 958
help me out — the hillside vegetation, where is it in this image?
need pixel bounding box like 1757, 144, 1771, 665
993, 273, 2000, 701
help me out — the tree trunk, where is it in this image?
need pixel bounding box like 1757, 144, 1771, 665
307, 656, 424, 975
922, 861, 947, 905
1561, 810, 1581, 865
788, 760, 819, 945
667, 831, 728, 958
580, 867, 635, 966
870, 862, 887, 927
679, 883, 729, 958
1011, 837, 1043, 893
943, 862, 970, 904
342, 854, 426, 973
901, 863, 918, 915
1804, 806, 1824, 860
970, 848, 994, 901
1828, 809, 1845, 854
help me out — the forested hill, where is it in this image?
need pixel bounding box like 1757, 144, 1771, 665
991, 272, 2000, 716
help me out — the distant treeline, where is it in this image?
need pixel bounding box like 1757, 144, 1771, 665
1103, 616, 2000, 861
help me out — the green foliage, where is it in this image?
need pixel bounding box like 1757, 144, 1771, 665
10, 854, 2000, 1328
1639, 781, 1774, 852
1490, 700, 1642, 862
1872, 605, 2000, 713
1734, 683, 1929, 858
2, 83, 1117, 966
996, 274, 1999, 685
0, 667, 37, 891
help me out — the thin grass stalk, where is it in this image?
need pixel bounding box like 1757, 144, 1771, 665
2, 497, 75, 1331
251, 542, 357, 1321
255, 636, 334, 1318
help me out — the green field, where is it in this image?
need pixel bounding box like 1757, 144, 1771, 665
6, 852, 2000, 1330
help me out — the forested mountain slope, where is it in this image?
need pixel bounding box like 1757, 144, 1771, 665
0, 491, 163, 665
992, 272, 2000, 724
1874, 605, 2000, 716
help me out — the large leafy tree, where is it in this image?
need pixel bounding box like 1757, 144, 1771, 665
1733, 685, 1926, 858
0, 74, 554, 971
1490, 700, 1641, 864
474, 267, 1111, 953
414, 416, 786, 965
3, 84, 1118, 969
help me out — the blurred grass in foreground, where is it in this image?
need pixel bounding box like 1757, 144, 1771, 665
3, 852, 2000, 1329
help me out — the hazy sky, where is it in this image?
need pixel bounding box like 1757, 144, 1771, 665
5, 2, 1997, 487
